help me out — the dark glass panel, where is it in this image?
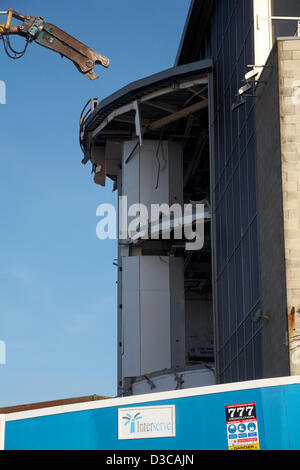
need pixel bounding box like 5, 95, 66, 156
226, 181, 234, 257
233, 167, 241, 246
237, 323, 245, 353
250, 217, 260, 305
231, 331, 237, 359
235, 245, 244, 325
224, 340, 231, 367
229, 7, 237, 65
231, 357, 238, 382
225, 87, 232, 159
272, 19, 299, 40
245, 341, 254, 380
224, 31, 231, 87
223, 267, 230, 341
245, 313, 253, 345
229, 257, 236, 333
218, 278, 224, 349
219, 347, 224, 374
272, 0, 300, 17
224, 367, 231, 384
239, 349, 246, 381
236, 0, 244, 55
240, 153, 249, 235
220, 196, 228, 268
247, 135, 257, 221
216, 206, 222, 276
242, 231, 251, 315
244, 0, 253, 33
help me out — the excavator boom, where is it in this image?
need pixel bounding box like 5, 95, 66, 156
0, 8, 109, 79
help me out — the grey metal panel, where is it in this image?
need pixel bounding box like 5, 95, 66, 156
122, 257, 141, 378
140, 257, 171, 374
169, 257, 185, 369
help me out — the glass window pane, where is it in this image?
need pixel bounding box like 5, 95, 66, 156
248, 135, 257, 222
232, 358, 238, 382
224, 367, 231, 384
242, 231, 251, 316
250, 217, 260, 305
231, 332, 237, 359
246, 341, 254, 380
224, 340, 231, 367
211, 15, 217, 57
237, 323, 244, 353
217, 278, 224, 349
239, 349, 246, 381
233, 167, 241, 246
224, 32, 231, 88
235, 245, 244, 325
229, 256, 236, 332
227, 181, 234, 257
245, 313, 253, 344
244, 0, 253, 33
217, 54, 224, 110
240, 154, 249, 234
229, 11, 237, 67
225, 88, 232, 159
216, 207, 222, 276
220, 197, 228, 267
237, 1, 244, 55
223, 268, 230, 342
272, 19, 299, 40
272, 0, 300, 17
219, 347, 224, 375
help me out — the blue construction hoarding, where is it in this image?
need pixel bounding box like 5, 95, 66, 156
1, 376, 300, 450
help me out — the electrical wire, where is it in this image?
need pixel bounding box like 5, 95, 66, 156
155, 128, 164, 190
1, 34, 29, 59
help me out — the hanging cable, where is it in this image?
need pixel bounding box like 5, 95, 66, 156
155, 128, 164, 190
1, 35, 29, 59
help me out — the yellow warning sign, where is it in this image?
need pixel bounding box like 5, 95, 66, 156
229, 444, 260, 451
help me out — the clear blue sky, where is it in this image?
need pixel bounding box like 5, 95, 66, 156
0, 0, 190, 406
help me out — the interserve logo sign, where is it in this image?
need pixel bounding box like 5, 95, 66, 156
118, 405, 175, 440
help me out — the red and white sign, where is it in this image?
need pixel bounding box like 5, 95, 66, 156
225, 402, 260, 450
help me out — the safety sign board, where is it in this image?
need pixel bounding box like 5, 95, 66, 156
225, 402, 260, 450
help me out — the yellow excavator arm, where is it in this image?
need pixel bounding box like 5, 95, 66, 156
0, 8, 109, 79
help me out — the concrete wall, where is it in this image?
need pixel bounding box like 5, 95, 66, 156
278, 38, 300, 376
255, 43, 290, 378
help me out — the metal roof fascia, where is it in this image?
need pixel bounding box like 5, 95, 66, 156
83, 59, 213, 134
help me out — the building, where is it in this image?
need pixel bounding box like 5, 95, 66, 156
80, 0, 300, 394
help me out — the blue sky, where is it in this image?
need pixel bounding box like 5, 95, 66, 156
0, 0, 190, 406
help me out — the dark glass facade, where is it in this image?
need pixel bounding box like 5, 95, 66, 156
200, 0, 263, 383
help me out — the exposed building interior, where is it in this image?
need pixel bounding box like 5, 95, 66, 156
80, 61, 215, 395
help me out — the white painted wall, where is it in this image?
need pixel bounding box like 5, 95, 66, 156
253, 0, 272, 70
120, 140, 185, 383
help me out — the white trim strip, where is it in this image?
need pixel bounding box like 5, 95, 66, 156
91, 76, 208, 140
4, 375, 300, 423
271, 16, 300, 21
0, 415, 5, 450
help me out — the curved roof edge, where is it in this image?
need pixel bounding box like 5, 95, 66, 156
83, 59, 213, 133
